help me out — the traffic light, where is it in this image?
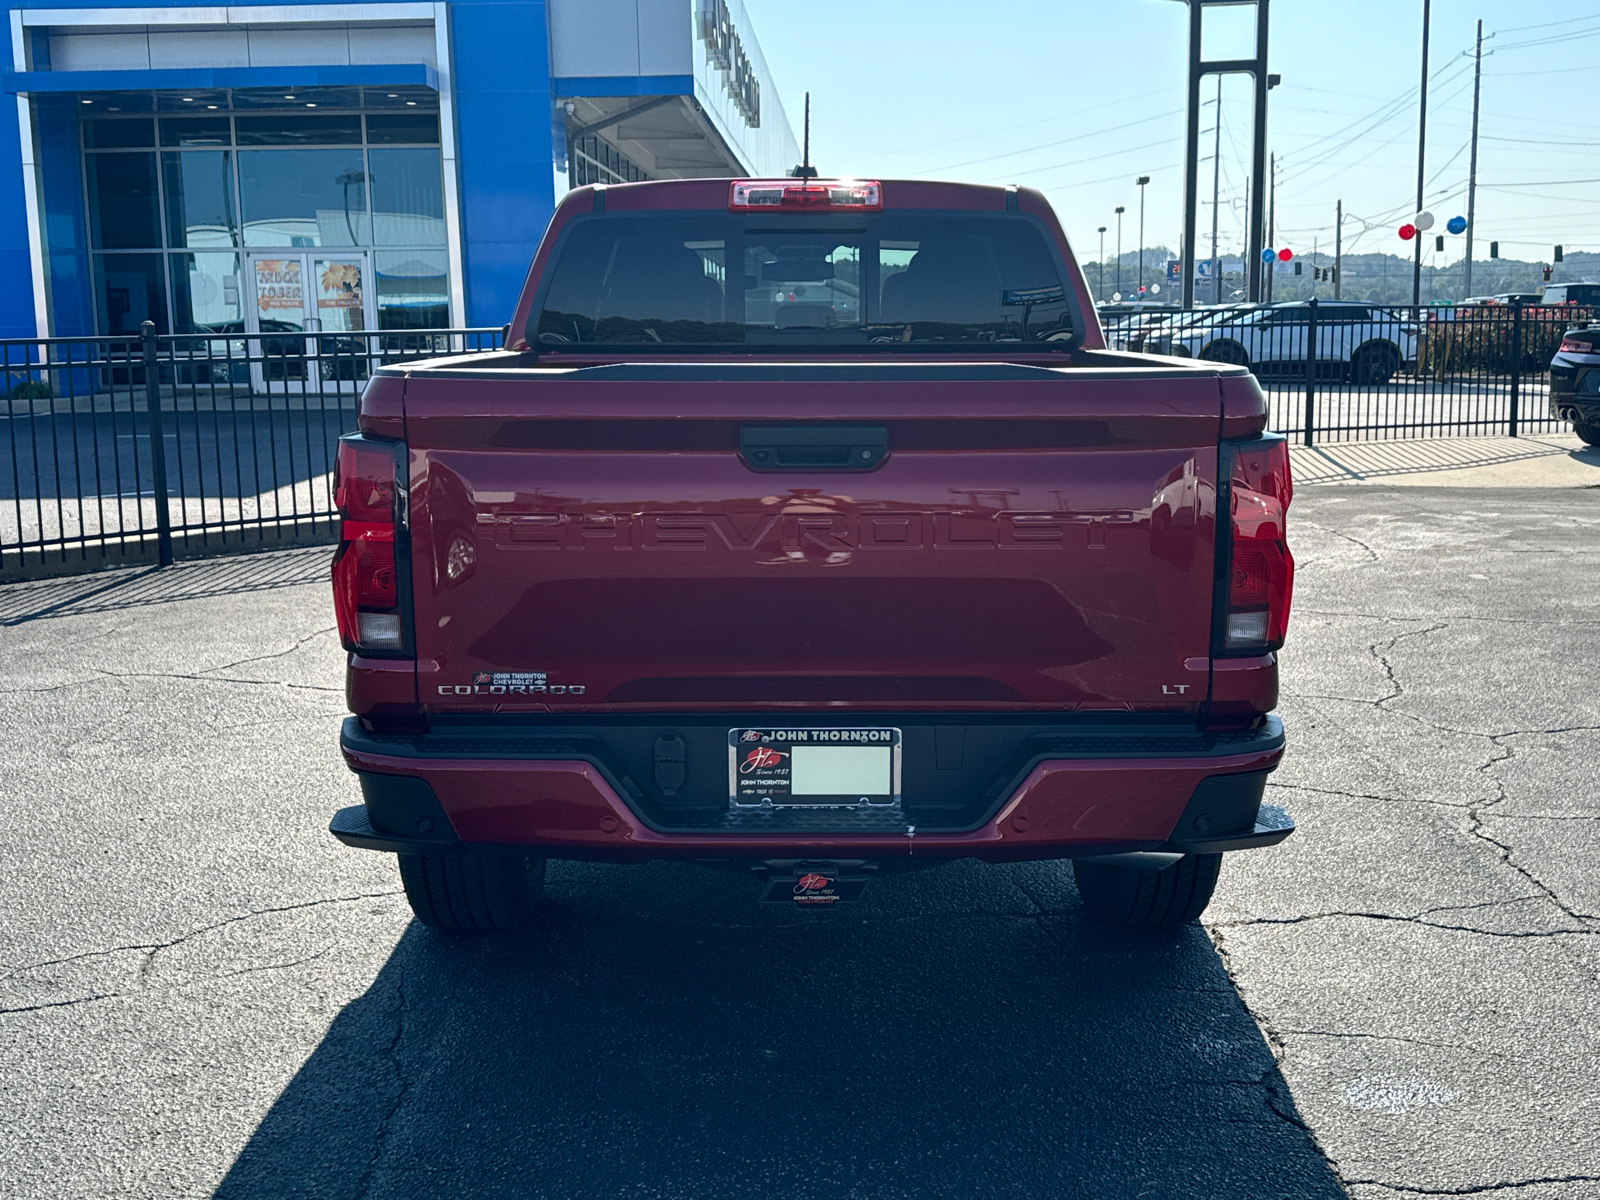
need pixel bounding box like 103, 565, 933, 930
1543, 265, 1554, 282
1294, 261, 1302, 275
1436, 235, 1445, 252
1490, 242, 1499, 259
1554, 245, 1563, 262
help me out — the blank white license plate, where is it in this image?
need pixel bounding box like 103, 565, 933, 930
728, 728, 902, 808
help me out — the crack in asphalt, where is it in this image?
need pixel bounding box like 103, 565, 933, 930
1212, 900, 1595, 940
0, 671, 340, 695
1277, 1028, 1526, 1063
1346, 1177, 1600, 1196
0, 891, 401, 1014
1268, 780, 1477, 812
1299, 521, 1383, 562
198, 626, 338, 677
358, 948, 411, 1200
1207, 925, 1350, 1186
1295, 607, 1600, 629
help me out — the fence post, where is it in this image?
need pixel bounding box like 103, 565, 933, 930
1508, 301, 1522, 439
141, 320, 173, 566
1303, 296, 1318, 447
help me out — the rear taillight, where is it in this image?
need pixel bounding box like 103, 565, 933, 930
1560, 337, 1594, 354
729, 179, 883, 211
332, 436, 407, 654
1220, 435, 1294, 654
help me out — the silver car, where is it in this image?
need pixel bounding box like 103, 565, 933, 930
1160, 301, 1420, 384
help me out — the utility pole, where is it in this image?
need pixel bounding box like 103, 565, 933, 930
1266, 152, 1276, 304
1211, 74, 1222, 304
1464, 18, 1483, 297
1242, 175, 1249, 300
1097, 226, 1107, 300
1115, 206, 1125, 297
1412, 0, 1431, 312
1335, 199, 1343, 299
1137, 175, 1150, 296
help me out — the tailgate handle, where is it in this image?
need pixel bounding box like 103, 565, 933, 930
739, 425, 888, 472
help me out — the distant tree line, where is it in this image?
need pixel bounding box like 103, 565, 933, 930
1081, 247, 1599, 306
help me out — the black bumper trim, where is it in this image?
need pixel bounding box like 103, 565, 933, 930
1168, 803, 1295, 854
331, 804, 465, 855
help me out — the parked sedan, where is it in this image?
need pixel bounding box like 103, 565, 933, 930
1549, 323, 1600, 446
1164, 301, 1419, 384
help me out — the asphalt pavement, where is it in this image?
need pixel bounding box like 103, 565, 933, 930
0, 481, 1596, 1198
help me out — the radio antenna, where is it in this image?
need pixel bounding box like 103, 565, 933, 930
791, 92, 818, 178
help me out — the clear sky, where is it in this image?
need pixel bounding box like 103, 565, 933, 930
742, 0, 1599, 272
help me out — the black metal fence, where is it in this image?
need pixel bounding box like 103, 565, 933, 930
1, 323, 502, 581
1100, 298, 1594, 444
2, 304, 1594, 581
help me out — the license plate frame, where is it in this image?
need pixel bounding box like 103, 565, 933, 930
728, 727, 902, 810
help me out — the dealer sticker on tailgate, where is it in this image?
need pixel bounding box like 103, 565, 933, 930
728, 728, 902, 809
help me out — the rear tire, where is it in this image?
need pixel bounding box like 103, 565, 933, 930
1073, 853, 1223, 926
397, 853, 546, 931
1349, 343, 1399, 385
1574, 420, 1600, 447
1199, 340, 1250, 368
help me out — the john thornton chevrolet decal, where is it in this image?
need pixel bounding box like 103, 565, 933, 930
438, 671, 586, 696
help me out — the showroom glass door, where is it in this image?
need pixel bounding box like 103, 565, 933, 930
244, 252, 373, 393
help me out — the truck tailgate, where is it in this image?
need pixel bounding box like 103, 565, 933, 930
401, 362, 1221, 714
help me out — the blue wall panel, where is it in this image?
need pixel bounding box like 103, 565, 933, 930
0, 98, 37, 338
448, 0, 556, 326
35, 95, 91, 336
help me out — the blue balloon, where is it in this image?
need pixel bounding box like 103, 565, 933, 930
1261, 248, 1276, 263
1447, 215, 1468, 235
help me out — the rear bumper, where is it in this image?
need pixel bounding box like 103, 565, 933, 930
333, 715, 1290, 863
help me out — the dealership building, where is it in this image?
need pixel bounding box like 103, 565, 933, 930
0, 0, 799, 339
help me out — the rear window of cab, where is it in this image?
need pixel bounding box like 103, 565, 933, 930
530, 212, 1080, 352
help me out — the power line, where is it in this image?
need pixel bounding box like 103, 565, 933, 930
915, 109, 1184, 175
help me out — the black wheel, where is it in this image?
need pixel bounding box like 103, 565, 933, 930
1198, 339, 1250, 367
1349, 343, 1399, 385
397, 853, 546, 931
1574, 420, 1600, 447
1073, 853, 1223, 926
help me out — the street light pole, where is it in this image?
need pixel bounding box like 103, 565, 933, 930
1136, 176, 1150, 295
1097, 226, 1107, 301
1211, 74, 1222, 304
1464, 18, 1483, 298
1412, 0, 1431, 312
1115, 206, 1125, 297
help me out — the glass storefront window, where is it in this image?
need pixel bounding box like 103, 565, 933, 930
95, 253, 168, 334
162, 151, 237, 248
170, 251, 243, 333
87, 153, 161, 249
313, 258, 369, 332
160, 117, 231, 148
375, 250, 448, 329
366, 113, 440, 144
369, 148, 445, 246
83, 118, 154, 149
239, 149, 369, 247
235, 114, 361, 146
82, 92, 451, 334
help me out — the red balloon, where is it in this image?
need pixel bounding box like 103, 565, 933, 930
1278, 248, 1293, 262
1399, 224, 1416, 240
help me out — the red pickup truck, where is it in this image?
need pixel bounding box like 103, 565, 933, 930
328, 178, 1295, 932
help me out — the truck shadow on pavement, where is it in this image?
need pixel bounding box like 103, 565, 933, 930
213, 859, 1345, 1199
